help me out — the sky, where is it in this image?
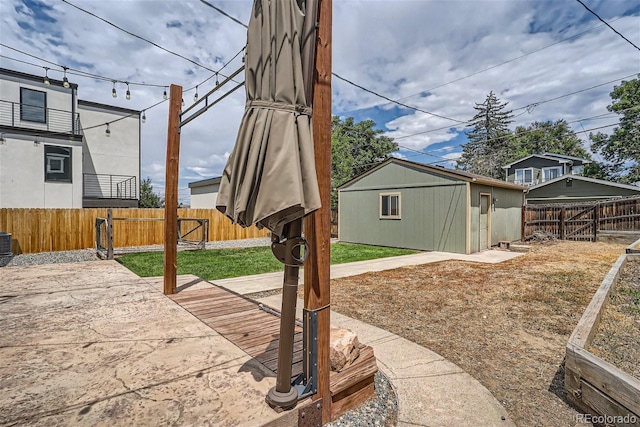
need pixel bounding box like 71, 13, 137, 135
1, 0, 639, 204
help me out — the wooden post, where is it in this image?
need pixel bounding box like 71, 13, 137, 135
107, 208, 114, 260
594, 202, 600, 242
521, 205, 526, 242
559, 206, 565, 240
304, 0, 332, 422
163, 84, 182, 295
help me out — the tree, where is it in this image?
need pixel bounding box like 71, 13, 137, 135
590, 76, 640, 184
331, 116, 398, 207
508, 120, 591, 162
139, 177, 164, 208
457, 91, 514, 179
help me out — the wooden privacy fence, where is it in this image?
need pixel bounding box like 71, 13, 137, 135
523, 196, 640, 241
0, 208, 269, 254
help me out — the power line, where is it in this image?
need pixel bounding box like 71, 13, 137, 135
391, 73, 638, 141
60, 0, 238, 78
575, 0, 640, 52
332, 72, 466, 124
392, 17, 627, 104
199, 0, 247, 28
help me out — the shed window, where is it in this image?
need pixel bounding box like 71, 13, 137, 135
542, 166, 562, 182
21, 88, 47, 123
380, 193, 400, 219
515, 168, 534, 186
45, 145, 72, 183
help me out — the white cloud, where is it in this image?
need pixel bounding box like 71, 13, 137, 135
1, 0, 638, 196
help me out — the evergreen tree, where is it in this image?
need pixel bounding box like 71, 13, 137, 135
139, 177, 164, 208
457, 91, 513, 179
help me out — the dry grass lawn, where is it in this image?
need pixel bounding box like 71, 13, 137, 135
329, 240, 628, 427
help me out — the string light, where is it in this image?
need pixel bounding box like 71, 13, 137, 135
43, 67, 50, 86
181, 98, 185, 107
105, 123, 111, 137
62, 66, 70, 88
0, 133, 5, 144
112, 81, 117, 98
163, 87, 168, 100
215, 73, 219, 86
141, 111, 146, 123
125, 82, 131, 100
34, 136, 41, 146
193, 85, 199, 102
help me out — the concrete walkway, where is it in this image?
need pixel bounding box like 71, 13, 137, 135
215, 249, 523, 426
216, 249, 524, 295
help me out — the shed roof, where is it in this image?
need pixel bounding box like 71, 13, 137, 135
188, 176, 222, 188
338, 158, 526, 191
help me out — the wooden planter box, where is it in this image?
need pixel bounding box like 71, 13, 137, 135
565, 254, 640, 426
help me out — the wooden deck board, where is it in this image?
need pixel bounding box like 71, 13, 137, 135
169, 283, 377, 416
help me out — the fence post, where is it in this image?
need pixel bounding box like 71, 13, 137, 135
559, 207, 565, 240
521, 205, 526, 242
594, 203, 600, 242
107, 208, 114, 260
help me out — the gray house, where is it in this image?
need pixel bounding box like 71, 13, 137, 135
188, 176, 221, 208
502, 153, 590, 187
338, 158, 526, 254
526, 175, 640, 204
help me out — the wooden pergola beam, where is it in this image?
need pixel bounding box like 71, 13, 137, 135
304, 0, 332, 422
163, 84, 182, 295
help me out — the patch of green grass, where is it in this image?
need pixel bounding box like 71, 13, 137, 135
116, 243, 418, 281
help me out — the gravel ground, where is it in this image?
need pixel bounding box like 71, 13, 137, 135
326, 371, 397, 427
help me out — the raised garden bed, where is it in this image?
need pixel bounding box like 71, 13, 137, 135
565, 253, 640, 426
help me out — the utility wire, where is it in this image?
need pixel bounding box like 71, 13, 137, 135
575, 0, 640, 52
199, 0, 247, 28
61, 0, 238, 79
332, 72, 466, 124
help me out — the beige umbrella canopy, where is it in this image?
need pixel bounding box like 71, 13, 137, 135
216, 0, 320, 238
216, 0, 320, 410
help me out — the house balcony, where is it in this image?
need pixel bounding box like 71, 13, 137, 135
83, 174, 138, 208
0, 100, 81, 137
512, 179, 540, 187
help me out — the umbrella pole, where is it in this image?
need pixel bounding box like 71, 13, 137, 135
266, 218, 303, 410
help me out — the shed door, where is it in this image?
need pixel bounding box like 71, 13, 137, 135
479, 194, 490, 250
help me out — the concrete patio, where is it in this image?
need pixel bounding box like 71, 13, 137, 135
0, 261, 284, 426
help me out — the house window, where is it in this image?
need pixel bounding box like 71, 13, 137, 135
542, 166, 562, 182
515, 168, 534, 185
380, 193, 401, 219
44, 145, 72, 183
20, 88, 47, 123
572, 165, 584, 175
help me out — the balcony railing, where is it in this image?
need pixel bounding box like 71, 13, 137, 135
83, 174, 138, 200
0, 100, 81, 136
513, 179, 540, 187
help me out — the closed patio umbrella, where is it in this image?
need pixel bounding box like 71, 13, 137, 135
216, 0, 320, 411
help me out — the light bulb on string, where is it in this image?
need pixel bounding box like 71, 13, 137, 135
125, 82, 131, 100
193, 86, 199, 102
43, 67, 50, 86
181, 98, 185, 107
163, 88, 168, 100
105, 123, 111, 137
215, 73, 219, 86
141, 111, 146, 123
112, 81, 117, 98
62, 66, 70, 88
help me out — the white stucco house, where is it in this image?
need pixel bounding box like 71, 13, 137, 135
188, 176, 221, 208
0, 67, 141, 208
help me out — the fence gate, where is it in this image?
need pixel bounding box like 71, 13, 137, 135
563, 205, 597, 241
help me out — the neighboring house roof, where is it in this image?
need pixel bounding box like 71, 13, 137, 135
502, 153, 591, 169
78, 99, 141, 115
541, 152, 592, 164
188, 176, 222, 188
338, 158, 526, 191
502, 154, 571, 169
529, 174, 640, 192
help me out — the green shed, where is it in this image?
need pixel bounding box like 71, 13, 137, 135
337, 158, 526, 254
